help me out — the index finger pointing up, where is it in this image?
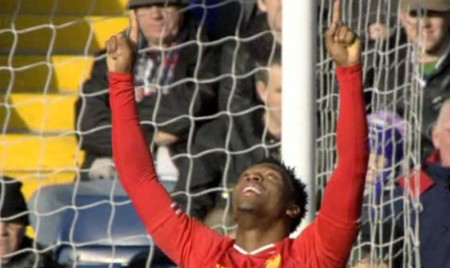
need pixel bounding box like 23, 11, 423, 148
128, 9, 139, 46
331, 0, 341, 24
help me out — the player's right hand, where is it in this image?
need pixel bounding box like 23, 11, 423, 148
105, 10, 139, 73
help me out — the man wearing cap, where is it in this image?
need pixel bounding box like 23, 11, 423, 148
0, 176, 57, 267
75, 0, 219, 182
30, 0, 219, 246
365, 0, 450, 160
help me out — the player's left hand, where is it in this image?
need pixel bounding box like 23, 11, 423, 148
325, 0, 361, 66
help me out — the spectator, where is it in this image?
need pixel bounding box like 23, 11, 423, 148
29, 0, 219, 246
365, 0, 450, 159
348, 0, 400, 41
255, 0, 281, 41
173, 46, 282, 235
107, 0, 369, 265
362, 110, 406, 233
189, 0, 258, 40
76, 0, 219, 182
350, 222, 404, 268
0, 176, 57, 267
218, 0, 280, 113
366, 1, 399, 42
365, 111, 405, 195
347, 0, 406, 77
390, 97, 450, 267
349, 111, 405, 268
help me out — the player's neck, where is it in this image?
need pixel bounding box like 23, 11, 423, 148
234, 218, 289, 252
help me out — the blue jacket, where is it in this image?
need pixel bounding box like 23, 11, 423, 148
394, 151, 450, 268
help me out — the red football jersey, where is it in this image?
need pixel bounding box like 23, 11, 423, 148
109, 64, 367, 268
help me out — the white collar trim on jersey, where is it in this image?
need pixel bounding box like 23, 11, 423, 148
233, 243, 275, 255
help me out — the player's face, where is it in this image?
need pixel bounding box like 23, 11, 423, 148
257, 0, 282, 34
0, 220, 25, 264
401, 10, 450, 54
136, 4, 182, 46
232, 163, 292, 218
432, 104, 450, 167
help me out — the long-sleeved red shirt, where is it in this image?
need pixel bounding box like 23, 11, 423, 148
110, 64, 368, 268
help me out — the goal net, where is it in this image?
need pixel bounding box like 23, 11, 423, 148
0, 0, 424, 267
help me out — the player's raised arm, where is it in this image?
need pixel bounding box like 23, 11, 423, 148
106, 10, 151, 190
296, 0, 369, 263
106, 12, 223, 266
321, 0, 368, 219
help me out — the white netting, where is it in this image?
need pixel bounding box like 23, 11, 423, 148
328, 0, 423, 267
0, 0, 430, 267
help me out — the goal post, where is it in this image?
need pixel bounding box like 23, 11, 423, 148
282, 0, 317, 228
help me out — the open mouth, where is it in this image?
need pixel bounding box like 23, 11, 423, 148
242, 185, 262, 196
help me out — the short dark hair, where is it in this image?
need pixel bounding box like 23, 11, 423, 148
255, 157, 308, 233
